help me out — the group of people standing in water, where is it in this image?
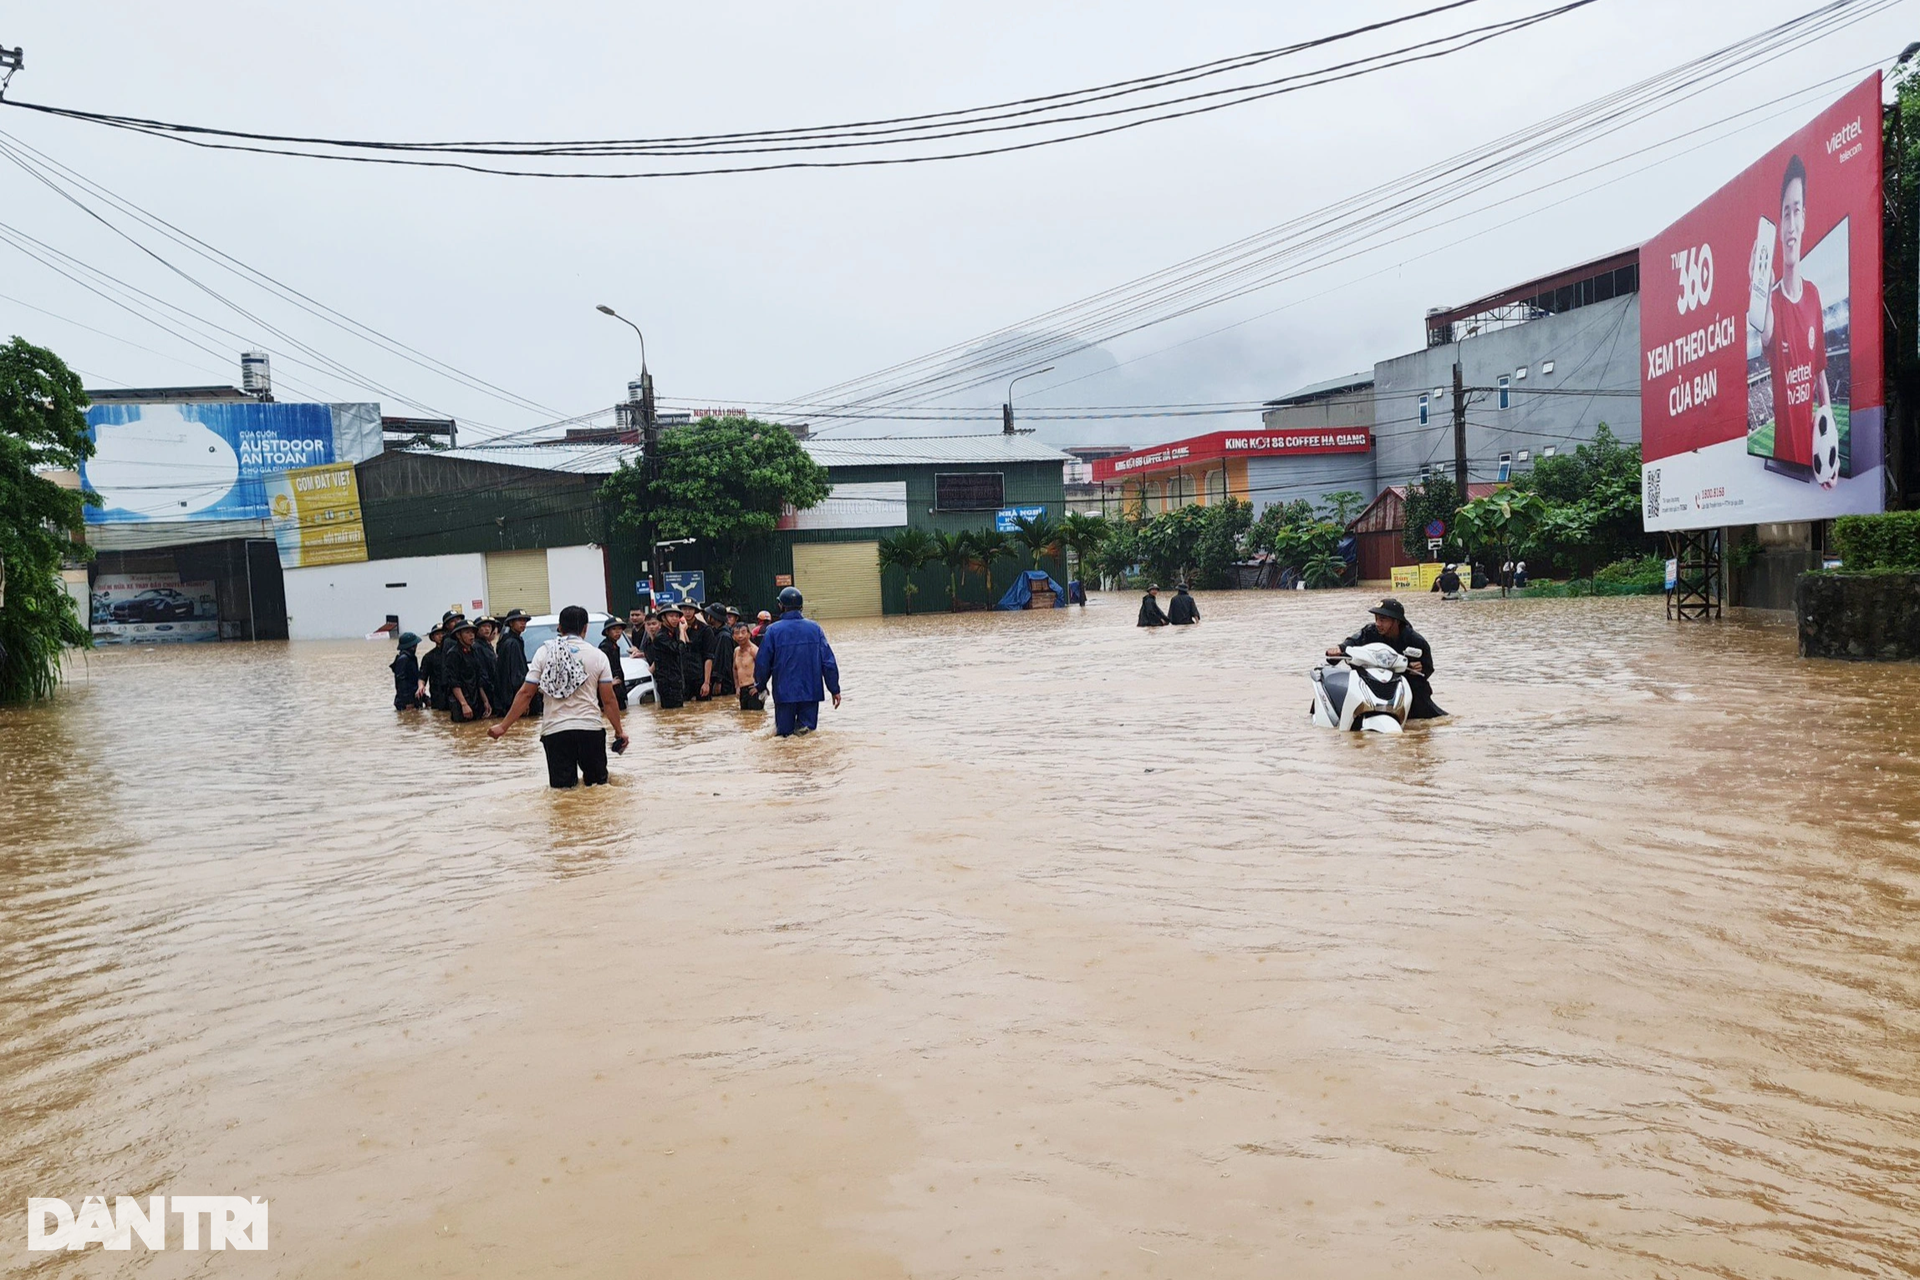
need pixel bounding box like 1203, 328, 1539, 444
389, 608, 533, 722
1136, 583, 1201, 627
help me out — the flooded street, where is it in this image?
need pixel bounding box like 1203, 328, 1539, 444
4, 591, 1919, 1278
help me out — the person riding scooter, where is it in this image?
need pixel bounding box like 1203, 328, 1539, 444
1326, 597, 1446, 719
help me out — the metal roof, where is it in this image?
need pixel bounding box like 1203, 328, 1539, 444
417, 442, 641, 474
800, 434, 1073, 467
405, 431, 1068, 476
1265, 372, 1373, 407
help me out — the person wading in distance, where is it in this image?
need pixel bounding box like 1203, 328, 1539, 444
1138, 586, 1170, 627
490, 604, 628, 788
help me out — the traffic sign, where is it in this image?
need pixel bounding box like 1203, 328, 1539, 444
654, 571, 706, 606
1424, 519, 1446, 539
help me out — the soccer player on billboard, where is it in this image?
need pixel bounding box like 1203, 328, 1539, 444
1748, 155, 1840, 488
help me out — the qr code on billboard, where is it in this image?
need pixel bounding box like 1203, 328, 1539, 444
1644, 467, 1661, 516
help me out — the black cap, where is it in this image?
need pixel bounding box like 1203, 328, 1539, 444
1369, 597, 1408, 623
602, 619, 626, 635
451, 618, 477, 635
501, 608, 531, 624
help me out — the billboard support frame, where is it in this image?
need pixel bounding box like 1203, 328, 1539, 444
1665, 529, 1723, 621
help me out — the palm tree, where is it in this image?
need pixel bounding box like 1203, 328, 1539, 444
1011, 511, 1063, 574
968, 528, 1014, 597
931, 529, 973, 610
1057, 511, 1110, 584
876, 527, 936, 615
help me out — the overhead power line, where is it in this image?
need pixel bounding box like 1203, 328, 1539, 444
775, 0, 1892, 428
0, 2, 1603, 178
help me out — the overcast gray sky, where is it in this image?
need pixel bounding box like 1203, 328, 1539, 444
1, 1, 1910, 446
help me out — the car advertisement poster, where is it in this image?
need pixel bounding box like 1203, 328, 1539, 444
265, 462, 369, 568
1639, 75, 1884, 532
80, 401, 382, 525
89, 571, 219, 644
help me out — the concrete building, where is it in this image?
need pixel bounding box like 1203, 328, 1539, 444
1373, 251, 1642, 491
1089, 374, 1378, 518
279, 432, 1072, 636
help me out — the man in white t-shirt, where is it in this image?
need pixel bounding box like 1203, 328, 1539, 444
489, 605, 628, 788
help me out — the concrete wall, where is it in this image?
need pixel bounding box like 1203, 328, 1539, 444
1373, 293, 1641, 491
285, 552, 487, 640
284, 545, 606, 639
546, 545, 608, 615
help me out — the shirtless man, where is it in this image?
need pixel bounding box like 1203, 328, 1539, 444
731, 622, 765, 712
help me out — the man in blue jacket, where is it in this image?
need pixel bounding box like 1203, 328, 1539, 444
753, 586, 842, 737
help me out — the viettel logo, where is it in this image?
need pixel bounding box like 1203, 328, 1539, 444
27, 1196, 268, 1251
1671, 243, 1714, 315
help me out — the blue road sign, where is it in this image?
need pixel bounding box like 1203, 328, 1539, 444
654, 571, 706, 606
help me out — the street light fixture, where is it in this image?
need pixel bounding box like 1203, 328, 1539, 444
596, 303, 647, 373
1003, 365, 1055, 435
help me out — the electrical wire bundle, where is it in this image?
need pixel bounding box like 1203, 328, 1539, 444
0, 2, 1605, 178
758, 0, 1896, 429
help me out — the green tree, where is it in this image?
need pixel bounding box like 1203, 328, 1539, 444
1089, 519, 1142, 585
1454, 489, 1548, 596
1511, 424, 1647, 574
875, 527, 936, 615
1010, 511, 1062, 573
1135, 504, 1209, 585
930, 529, 973, 609
1316, 489, 1366, 526
1192, 498, 1254, 588
1057, 511, 1110, 583
0, 337, 95, 703
600, 415, 829, 597
967, 528, 1015, 597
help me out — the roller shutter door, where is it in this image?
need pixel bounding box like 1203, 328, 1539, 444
791, 541, 882, 619
485, 549, 550, 616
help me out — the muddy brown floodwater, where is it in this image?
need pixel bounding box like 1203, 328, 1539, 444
3, 591, 1919, 1278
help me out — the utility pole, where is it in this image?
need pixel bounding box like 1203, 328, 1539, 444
1452, 359, 1468, 500
598, 304, 660, 604
1005, 365, 1056, 435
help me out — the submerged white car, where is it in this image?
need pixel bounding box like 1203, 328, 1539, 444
517, 612, 655, 705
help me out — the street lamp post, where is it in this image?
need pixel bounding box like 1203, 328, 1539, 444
598, 304, 661, 604
1003, 365, 1055, 435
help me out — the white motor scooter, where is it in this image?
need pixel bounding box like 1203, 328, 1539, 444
1308, 642, 1417, 733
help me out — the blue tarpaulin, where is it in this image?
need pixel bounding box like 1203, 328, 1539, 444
997, 569, 1067, 611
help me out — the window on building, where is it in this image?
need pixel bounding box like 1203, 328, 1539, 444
1206, 469, 1228, 504
934, 471, 1005, 511
1541, 359, 1555, 374
1498, 452, 1513, 482
1145, 480, 1166, 512
1419, 463, 1434, 485
1497, 375, 1511, 409
1418, 394, 1430, 426
1168, 472, 1195, 509
1515, 366, 1527, 380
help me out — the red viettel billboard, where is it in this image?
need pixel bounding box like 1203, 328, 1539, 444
1640, 74, 1884, 532
1091, 428, 1370, 482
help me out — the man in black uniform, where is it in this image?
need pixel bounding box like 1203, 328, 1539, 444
496, 609, 537, 717
1326, 597, 1445, 719
1168, 583, 1200, 625
474, 617, 502, 715
648, 608, 689, 710
421, 624, 449, 711
679, 602, 712, 701
391, 631, 425, 710
1137, 586, 1169, 627
705, 605, 736, 699
445, 618, 493, 722
600, 618, 631, 708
